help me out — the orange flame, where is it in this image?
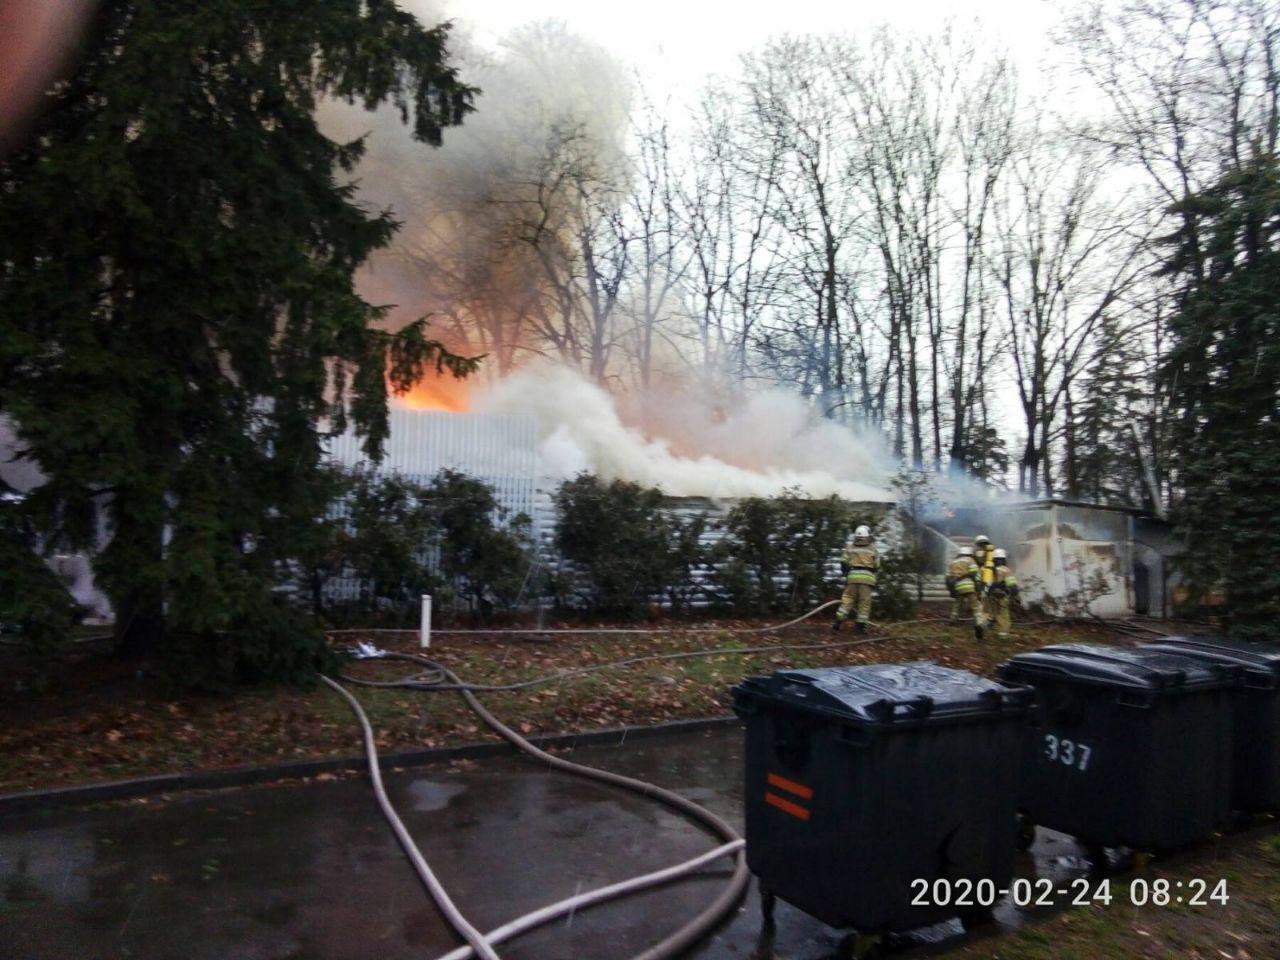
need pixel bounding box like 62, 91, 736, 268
393, 372, 473, 412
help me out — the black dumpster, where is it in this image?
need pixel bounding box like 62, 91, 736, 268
732, 663, 1032, 933
1000, 644, 1240, 851
1140, 636, 1280, 812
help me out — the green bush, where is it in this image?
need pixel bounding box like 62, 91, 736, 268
663, 511, 710, 615
871, 547, 922, 621
0, 490, 83, 671
313, 467, 533, 625
424, 470, 534, 619
552, 474, 709, 616
163, 594, 336, 692
319, 469, 440, 624
710, 490, 879, 615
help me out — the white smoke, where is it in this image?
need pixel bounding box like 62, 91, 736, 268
474, 363, 896, 501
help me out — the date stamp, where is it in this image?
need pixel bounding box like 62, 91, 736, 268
909, 877, 1230, 909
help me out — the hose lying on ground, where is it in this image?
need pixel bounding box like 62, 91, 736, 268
325, 599, 894, 960
320, 675, 501, 960
331, 600, 1155, 958
324, 663, 754, 960
432, 839, 745, 960
325, 608, 1194, 642
342, 630, 900, 693
325, 599, 843, 637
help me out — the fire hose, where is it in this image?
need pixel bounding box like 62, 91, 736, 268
324, 598, 846, 637
324, 604, 1159, 957
322, 599, 901, 960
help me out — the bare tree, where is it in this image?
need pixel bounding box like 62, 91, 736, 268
944, 49, 1017, 475
993, 127, 1149, 495
682, 78, 789, 390
1059, 0, 1280, 501
616, 84, 690, 389
737, 36, 863, 418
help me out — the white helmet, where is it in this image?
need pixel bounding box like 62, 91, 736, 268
958, 545, 973, 557
974, 534, 990, 547
854, 524, 871, 539
994, 548, 1008, 561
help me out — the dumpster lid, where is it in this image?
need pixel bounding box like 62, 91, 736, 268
741, 662, 1031, 724
1001, 643, 1238, 691
1140, 636, 1280, 685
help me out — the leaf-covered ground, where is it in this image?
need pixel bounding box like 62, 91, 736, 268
3, 616, 1276, 958
0, 616, 1117, 793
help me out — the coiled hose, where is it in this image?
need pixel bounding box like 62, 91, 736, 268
325, 599, 897, 959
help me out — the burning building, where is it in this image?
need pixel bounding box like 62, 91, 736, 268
322, 366, 1180, 619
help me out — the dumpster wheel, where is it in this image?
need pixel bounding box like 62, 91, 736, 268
758, 884, 777, 930
835, 930, 883, 959
1083, 842, 1111, 877
1014, 811, 1036, 852
959, 905, 998, 932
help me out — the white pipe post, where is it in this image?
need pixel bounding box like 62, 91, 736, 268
420, 594, 432, 649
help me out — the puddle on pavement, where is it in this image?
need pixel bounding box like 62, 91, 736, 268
406, 779, 468, 812
0, 724, 1113, 960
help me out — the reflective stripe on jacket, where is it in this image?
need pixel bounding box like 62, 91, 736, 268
843, 544, 879, 585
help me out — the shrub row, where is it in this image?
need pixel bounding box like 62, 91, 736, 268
4, 468, 918, 646
321, 470, 921, 624
551, 475, 919, 620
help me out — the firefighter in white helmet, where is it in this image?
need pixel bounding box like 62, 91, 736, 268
988, 547, 1020, 640
834, 524, 878, 634
946, 545, 986, 639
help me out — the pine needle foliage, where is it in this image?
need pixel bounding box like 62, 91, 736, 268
0, 2, 477, 685
1161, 155, 1280, 637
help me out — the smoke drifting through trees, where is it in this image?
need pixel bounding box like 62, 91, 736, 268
340, 0, 1274, 510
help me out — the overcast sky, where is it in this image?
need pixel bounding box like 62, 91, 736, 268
441, 0, 1078, 99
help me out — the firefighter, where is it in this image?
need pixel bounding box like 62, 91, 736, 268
833, 524, 878, 634
988, 547, 1020, 640
946, 545, 985, 639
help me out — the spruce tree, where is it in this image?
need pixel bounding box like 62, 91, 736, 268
0, 2, 477, 684
1161, 156, 1280, 638
1071, 315, 1146, 506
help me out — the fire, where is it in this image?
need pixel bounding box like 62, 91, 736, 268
394, 372, 473, 412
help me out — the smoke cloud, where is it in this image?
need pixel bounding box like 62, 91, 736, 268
473, 363, 896, 500
339, 10, 1006, 509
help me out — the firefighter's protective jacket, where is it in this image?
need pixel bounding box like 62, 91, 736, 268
842, 541, 879, 586
989, 563, 1019, 599
946, 556, 981, 595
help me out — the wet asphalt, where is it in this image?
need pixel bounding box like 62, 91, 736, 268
0, 724, 1095, 960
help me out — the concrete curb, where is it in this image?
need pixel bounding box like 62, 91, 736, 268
0, 714, 739, 815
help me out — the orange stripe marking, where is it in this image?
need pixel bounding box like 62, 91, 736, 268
766, 772, 814, 800
764, 792, 811, 821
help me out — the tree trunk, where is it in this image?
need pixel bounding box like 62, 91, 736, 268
102, 487, 167, 659
1063, 385, 1079, 499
